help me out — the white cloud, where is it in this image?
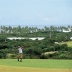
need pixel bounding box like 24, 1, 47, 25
42, 17, 58, 21
38, 14, 57, 21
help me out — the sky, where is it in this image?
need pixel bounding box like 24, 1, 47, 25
0, 0, 72, 27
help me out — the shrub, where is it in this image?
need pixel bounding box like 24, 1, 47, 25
6, 53, 17, 59
40, 54, 48, 59
0, 50, 6, 59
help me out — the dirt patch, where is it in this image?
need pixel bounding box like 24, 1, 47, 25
0, 65, 72, 72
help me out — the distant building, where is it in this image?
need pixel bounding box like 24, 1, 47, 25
54, 42, 59, 44
7, 37, 45, 40
63, 29, 71, 33
7, 37, 25, 40
29, 37, 45, 40
70, 37, 72, 40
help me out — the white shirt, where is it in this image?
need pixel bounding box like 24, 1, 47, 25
18, 47, 22, 53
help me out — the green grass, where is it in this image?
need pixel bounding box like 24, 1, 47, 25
60, 41, 72, 47
0, 59, 72, 69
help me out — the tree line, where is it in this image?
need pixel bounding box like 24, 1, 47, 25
0, 25, 72, 59
0, 25, 72, 34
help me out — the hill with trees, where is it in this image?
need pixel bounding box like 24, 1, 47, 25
0, 25, 72, 59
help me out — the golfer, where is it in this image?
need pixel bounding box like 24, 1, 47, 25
18, 46, 23, 62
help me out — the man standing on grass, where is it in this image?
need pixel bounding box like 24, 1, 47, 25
18, 46, 23, 62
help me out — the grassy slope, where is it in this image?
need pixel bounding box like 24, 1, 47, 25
0, 59, 72, 69
60, 41, 72, 47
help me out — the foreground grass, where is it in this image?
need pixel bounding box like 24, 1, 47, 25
0, 65, 72, 72
0, 59, 72, 72
0, 59, 72, 69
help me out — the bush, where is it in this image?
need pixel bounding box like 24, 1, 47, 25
40, 54, 48, 59
6, 53, 17, 59
54, 44, 68, 51
0, 50, 6, 59
52, 51, 72, 59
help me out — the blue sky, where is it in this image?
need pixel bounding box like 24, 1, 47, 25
0, 0, 72, 27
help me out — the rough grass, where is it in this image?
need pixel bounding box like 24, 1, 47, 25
0, 59, 72, 72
